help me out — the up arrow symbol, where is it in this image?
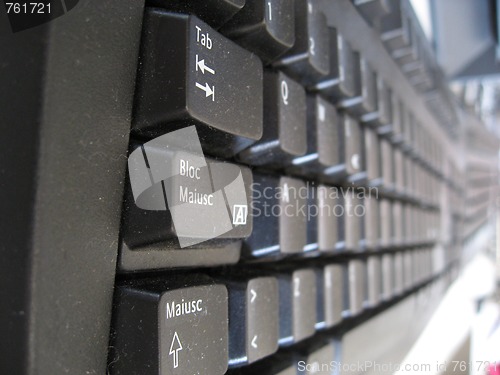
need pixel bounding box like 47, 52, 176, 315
169, 331, 183, 369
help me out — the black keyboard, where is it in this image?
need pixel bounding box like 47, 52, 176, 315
1, 1, 498, 374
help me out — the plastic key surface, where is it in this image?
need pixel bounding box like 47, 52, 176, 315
273, 0, 329, 85
312, 28, 356, 101
227, 277, 279, 366
221, 0, 295, 63
288, 95, 339, 179
134, 10, 263, 158
243, 174, 307, 257
238, 71, 306, 167
110, 278, 228, 375
278, 269, 317, 345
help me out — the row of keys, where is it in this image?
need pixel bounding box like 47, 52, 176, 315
134, 6, 453, 192
121, 161, 439, 269
109, 248, 434, 374
245, 174, 439, 259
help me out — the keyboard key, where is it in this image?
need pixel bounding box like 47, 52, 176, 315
393, 252, 404, 294
364, 126, 381, 186
344, 260, 365, 316
312, 28, 356, 101
148, 0, 245, 29
379, 0, 411, 52
353, 0, 391, 27
316, 265, 343, 329
338, 55, 377, 116
278, 269, 316, 345
243, 175, 307, 257
274, 0, 329, 85
134, 10, 263, 158
238, 71, 306, 167
344, 190, 361, 251
392, 201, 403, 245
323, 114, 364, 184
394, 148, 404, 194
221, 0, 295, 63
381, 253, 394, 300
289, 95, 339, 178
403, 251, 413, 290
379, 199, 392, 247
380, 138, 394, 191
363, 196, 379, 249
317, 185, 340, 252
366, 256, 382, 307
361, 77, 392, 128
110, 278, 228, 375
123, 134, 252, 251
344, 115, 364, 179
227, 277, 279, 366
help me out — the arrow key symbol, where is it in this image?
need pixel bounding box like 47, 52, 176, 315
251, 335, 258, 349
169, 331, 183, 369
250, 289, 257, 303
196, 54, 216, 75
195, 82, 215, 101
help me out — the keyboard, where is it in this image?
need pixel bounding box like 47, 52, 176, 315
1, 1, 498, 374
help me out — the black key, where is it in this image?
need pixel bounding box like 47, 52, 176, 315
148, 0, 245, 29
344, 191, 361, 251
403, 251, 413, 290
344, 260, 365, 316
316, 265, 343, 330
344, 115, 364, 180
363, 196, 379, 249
288, 95, 339, 178
379, 0, 411, 52
278, 269, 316, 345
221, 0, 295, 63
317, 185, 340, 252
243, 174, 307, 257
384, 95, 403, 142
238, 71, 306, 167
381, 253, 394, 300
401, 110, 414, 152
366, 256, 382, 307
134, 10, 263, 158
353, 0, 391, 27
393, 252, 404, 295
361, 77, 392, 128
109, 277, 228, 375
380, 137, 394, 191
379, 199, 392, 247
394, 148, 404, 194
273, 0, 329, 85
121, 129, 252, 270
227, 277, 279, 366
312, 28, 356, 101
322, 114, 363, 184
364, 126, 381, 186
338, 56, 378, 116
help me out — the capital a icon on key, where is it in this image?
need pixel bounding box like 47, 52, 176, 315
232, 205, 248, 225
